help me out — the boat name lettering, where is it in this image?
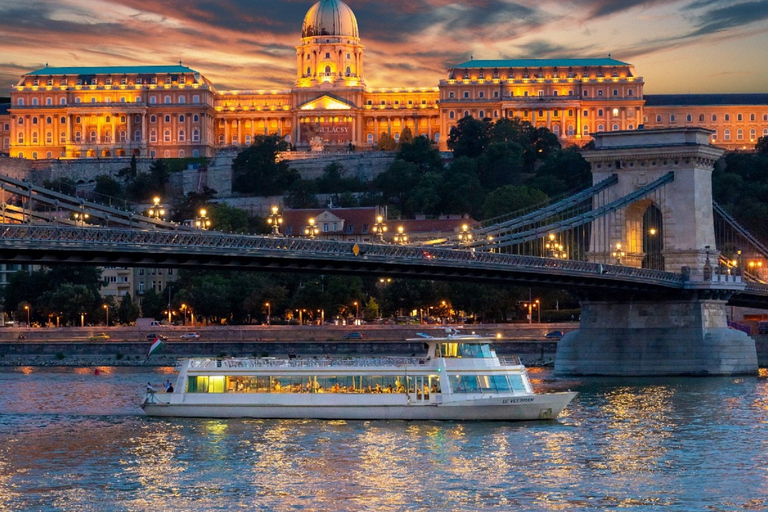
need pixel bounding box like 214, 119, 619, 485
503, 398, 535, 404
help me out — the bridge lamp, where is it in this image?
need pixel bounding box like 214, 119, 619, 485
372, 215, 387, 242
612, 242, 625, 265
148, 197, 166, 221
73, 211, 89, 226
196, 208, 211, 230
304, 218, 319, 238
103, 304, 108, 327
24, 305, 29, 327
457, 224, 473, 245
649, 228, 657, 235
267, 206, 283, 235
393, 226, 409, 245
265, 302, 271, 325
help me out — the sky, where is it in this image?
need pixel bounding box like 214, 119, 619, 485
1, 0, 768, 95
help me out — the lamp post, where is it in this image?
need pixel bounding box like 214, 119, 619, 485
304, 218, 319, 238
545, 233, 567, 258
103, 304, 109, 327
371, 215, 387, 242
535, 299, 540, 323
147, 196, 165, 221
265, 302, 271, 325
353, 301, 359, 323
196, 208, 211, 230
267, 206, 283, 235
612, 242, 625, 265
73, 210, 89, 226
457, 224, 473, 245
80, 312, 86, 327
393, 226, 409, 244
24, 305, 29, 327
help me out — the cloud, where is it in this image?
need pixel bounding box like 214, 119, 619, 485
686, 0, 768, 37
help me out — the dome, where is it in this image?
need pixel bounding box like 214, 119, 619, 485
302, 0, 359, 39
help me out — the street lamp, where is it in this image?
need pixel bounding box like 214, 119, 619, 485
267, 206, 283, 235
24, 305, 29, 327
103, 304, 109, 327
535, 299, 540, 323
545, 233, 567, 258
304, 218, 319, 238
147, 196, 166, 221
353, 301, 359, 323
196, 208, 211, 230
457, 224, 473, 245
80, 312, 86, 327
72, 211, 89, 226
265, 302, 271, 325
181, 303, 188, 325
393, 226, 409, 245
523, 302, 532, 324
371, 215, 387, 242
612, 242, 625, 265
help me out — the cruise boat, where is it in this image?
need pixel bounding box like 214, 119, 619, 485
141, 329, 577, 421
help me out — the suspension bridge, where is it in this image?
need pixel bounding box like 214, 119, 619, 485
0, 127, 765, 375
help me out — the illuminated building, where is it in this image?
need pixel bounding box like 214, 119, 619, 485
2, 0, 768, 160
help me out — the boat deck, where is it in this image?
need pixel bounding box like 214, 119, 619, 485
185, 355, 522, 370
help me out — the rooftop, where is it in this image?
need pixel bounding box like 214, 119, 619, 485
25, 65, 200, 76
451, 58, 631, 69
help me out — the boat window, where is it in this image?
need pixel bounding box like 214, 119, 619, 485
450, 374, 524, 393
438, 343, 496, 358
186, 374, 442, 394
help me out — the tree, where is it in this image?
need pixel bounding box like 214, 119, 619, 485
447, 116, 491, 159
140, 288, 165, 320
398, 126, 414, 146
94, 175, 124, 200
757, 136, 768, 155
477, 141, 526, 190
232, 134, 298, 195
396, 135, 443, 174
374, 159, 419, 211
482, 185, 549, 219
527, 146, 592, 196
285, 180, 320, 209
118, 293, 140, 325
377, 132, 397, 151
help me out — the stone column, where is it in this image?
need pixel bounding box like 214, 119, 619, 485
555, 294, 757, 376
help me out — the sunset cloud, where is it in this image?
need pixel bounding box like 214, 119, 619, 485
0, 0, 767, 94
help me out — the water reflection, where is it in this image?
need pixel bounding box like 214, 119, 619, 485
1, 367, 768, 511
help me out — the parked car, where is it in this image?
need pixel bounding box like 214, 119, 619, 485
545, 330, 564, 339
180, 332, 200, 339
343, 332, 364, 340
88, 332, 110, 341
146, 333, 168, 342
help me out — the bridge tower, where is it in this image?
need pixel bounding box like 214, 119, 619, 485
556, 128, 758, 376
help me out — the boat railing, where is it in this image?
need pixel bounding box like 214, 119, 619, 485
498, 356, 522, 366
187, 356, 432, 370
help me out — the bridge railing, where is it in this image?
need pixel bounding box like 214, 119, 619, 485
0, 224, 685, 287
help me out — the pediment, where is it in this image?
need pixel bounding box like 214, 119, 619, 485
299, 94, 354, 111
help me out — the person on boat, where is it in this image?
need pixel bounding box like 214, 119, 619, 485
164, 379, 172, 391
146, 382, 155, 393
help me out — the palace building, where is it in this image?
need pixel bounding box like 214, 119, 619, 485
2, 0, 768, 160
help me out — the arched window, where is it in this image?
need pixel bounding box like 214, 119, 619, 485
449, 111, 455, 119
750, 129, 756, 140
150, 115, 156, 123
178, 149, 185, 158
699, 114, 705, 122
552, 125, 560, 136
179, 115, 185, 122
613, 124, 619, 131
725, 114, 730, 121
32, 98, 38, 105
567, 125, 575, 136
60, 131, 66, 143
89, 131, 96, 142
75, 131, 81, 142
479, 111, 485, 119
306, 67, 311, 75
164, 130, 171, 142
346, 66, 351, 76
724, 129, 731, 140
324, 65, 331, 74
46, 132, 52, 144
367, 133, 374, 144
134, 130, 141, 142
178, 96, 185, 104
737, 129, 743, 140
193, 115, 199, 123
394, 132, 400, 142
597, 124, 605, 132
164, 115, 170, 123
192, 149, 200, 157
656, 115, 662, 123
712, 114, 717, 122
46, 117, 52, 124
120, 130, 127, 142
737, 113, 743, 121
150, 130, 157, 142
434, 132, 440, 143
17, 133, 24, 144
464, 111, 470, 118
178, 130, 185, 142
164, 95, 171, 104
104, 130, 111, 143
192, 129, 200, 142
244, 134, 251, 145
583, 125, 590, 136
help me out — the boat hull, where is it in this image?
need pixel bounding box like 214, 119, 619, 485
141, 392, 577, 421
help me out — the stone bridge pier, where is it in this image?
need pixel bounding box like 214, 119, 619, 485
556, 128, 758, 376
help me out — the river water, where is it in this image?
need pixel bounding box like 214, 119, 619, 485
1, 366, 767, 511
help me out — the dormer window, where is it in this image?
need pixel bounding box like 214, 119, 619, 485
47, 78, 53, 86
33, 79, 39, 86
121, 77, 127, 85
91, 78, 97, 85
106, 78, 112, 85
165, 76, 171, 84
151, 77, 157, 84
325, 52, 331, 59
136, 77, 143, 84
179, 76, 185, 84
